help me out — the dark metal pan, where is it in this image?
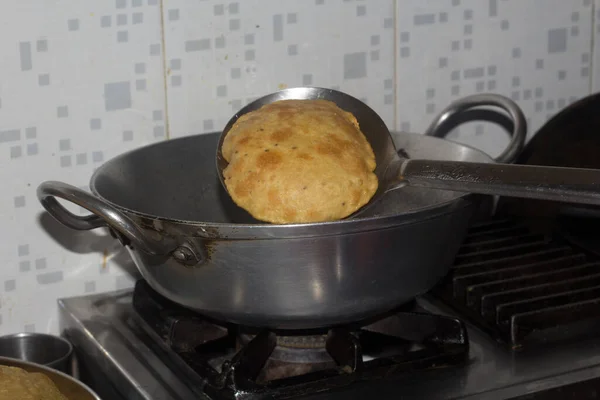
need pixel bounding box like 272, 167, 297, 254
496, 92, 600, 219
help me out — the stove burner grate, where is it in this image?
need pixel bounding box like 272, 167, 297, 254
434, 218, 600, 348
131, 280, 468, 400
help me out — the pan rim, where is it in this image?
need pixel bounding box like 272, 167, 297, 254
88, 132, 493, 239
0, 355, 101, 400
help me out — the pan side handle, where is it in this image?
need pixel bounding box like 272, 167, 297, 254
37, 181, 170, 256
423, 93, 527, 164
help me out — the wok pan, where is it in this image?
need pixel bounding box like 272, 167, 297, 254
495, 92, 600, 220
37, 93, 525, 329
0, 356, 101, 400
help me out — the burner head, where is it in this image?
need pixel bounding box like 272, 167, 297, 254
238, 331, 335, 383
238, 332, 331, 363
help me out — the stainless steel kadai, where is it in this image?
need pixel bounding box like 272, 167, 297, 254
37, 90, 526, 329
0, 356, 101, 400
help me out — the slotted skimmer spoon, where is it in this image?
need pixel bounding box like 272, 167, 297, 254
216, 87, 600, 219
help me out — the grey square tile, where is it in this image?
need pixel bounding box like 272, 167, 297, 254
27, 143, 38, 156
150, 43, 161, 55
92, 151, 104, 162
344, 52, 366, 79
18, 244, 29, 256
153, 126, 164, 137
117, 14, 127, 25
57, 106, 69, 118
135, 62, 146, 74
101, 15, 111, 27
59, 138, 70, 151
535, 59, 544, 69
68, 19, 79, 31
11, 146, 21, 158
60, 155, 71, 167
229, 19, 240, 30
38, 74, 50, 86
136, 79, 146, 91
36, 39, 48, 52
4, 279, 16, 292
558, 70, 566, 80
14, 196, 25, 208
117, 31, 129, 43
170, 58, 181, 70
169, 9, 179, 21
19, 261, 30, 272
104, 82, 132, 110
76, 153, 88, 165
133, 12, 143, 24
548, 28, 567, 53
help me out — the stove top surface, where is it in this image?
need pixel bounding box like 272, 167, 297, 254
127, 279, 469, 399
59, 289, 600, 400
58, 219, 600, 400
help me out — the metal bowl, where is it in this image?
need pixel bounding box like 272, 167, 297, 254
0, 355, 101, 400
0, 332, 73, 373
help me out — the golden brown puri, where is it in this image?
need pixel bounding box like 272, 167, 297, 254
0, 365, 68, 400
221, 99, 378, 224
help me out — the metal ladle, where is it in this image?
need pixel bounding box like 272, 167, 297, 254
216, 87, 600, 219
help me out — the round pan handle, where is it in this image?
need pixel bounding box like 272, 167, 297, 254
37, 181, 168, 255
423, 93, 527, 164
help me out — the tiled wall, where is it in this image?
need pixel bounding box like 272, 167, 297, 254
0, 0, 595, 334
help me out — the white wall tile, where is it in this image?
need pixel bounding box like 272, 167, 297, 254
395, 0, 593, 159
162, 0, 396, 137
0, 0, 596, 335
0, 0, 164, 334
593, 0, 600, 91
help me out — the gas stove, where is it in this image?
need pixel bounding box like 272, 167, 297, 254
59, 218, 600, 399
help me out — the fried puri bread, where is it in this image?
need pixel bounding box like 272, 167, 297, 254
0, 365, 68, 400
221, 99, 378, 224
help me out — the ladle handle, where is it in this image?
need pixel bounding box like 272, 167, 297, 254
400, 160, 600, 206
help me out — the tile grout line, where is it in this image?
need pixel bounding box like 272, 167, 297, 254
159, 0, 171, 140
392, 0, 398, 131
590, 0, 596, 94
